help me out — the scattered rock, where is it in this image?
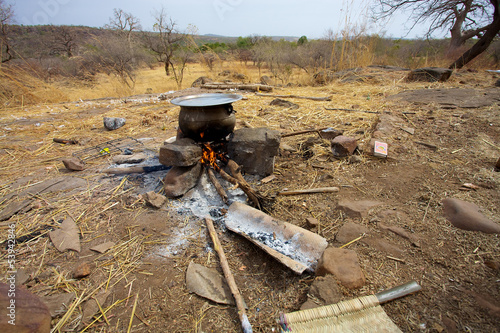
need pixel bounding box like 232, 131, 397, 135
300, 274, 341, 310
466, 290, 500, 318
232, 73, 248, 81
316, 247, 366, 289
388, 88, 500, 108
73, 262, 92, 279
319, 128, 343, 140
363, 236, 405, 257
41, 292, 76, 318
163, 163, 203, 197
15, 269, 31, 286
270, 98, 299, 109
400, 126, 415, 135
306, 217, 319, 228
349, 155, 363, 164
186, 262, 236, 305
337, 200, 383, 219
103, 117, 126, 130
335, 222, 369, 244
442, 198, 500, 233
484, 260, 500, 271
406, 67, 452, 82
331, 136, 358, 158
495, 79, 500, 87
378, 222, 421, 247
62, 157, 85, 171
260, 75, 272, 85
309, 275, 342, 304
191, 76, 213, 87
90, 241, 115, 253
112, 153, 148, 164
80, 291, 110, 326
0, 199, 32, 221
0, 282, 51, 333
159, 138, 202, 167
142, 191, 167, 208
280, 143, 297, 152
49, 217, 81, 252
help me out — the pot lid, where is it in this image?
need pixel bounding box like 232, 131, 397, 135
170, 93, 242, 107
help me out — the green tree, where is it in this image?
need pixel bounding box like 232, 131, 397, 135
298, 35, 308, 45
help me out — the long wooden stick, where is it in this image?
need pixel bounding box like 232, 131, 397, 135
227, 160, 262, 210
206, 167, 228, 204
205, 218, 252, 333
255, 93, 332, 101
278, 187, 340, 196
281, 128, 329, 138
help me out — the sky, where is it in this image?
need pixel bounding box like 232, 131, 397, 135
7, 0, 434, 40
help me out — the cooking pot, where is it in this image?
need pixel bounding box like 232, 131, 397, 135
171, 93, 242, 142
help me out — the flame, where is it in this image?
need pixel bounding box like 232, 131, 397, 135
200, 142, 227, 172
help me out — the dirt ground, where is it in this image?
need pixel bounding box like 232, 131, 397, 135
0, 66, 499, 332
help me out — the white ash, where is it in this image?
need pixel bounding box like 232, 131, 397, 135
169, 171, 246, 220
225, 219, 316, 270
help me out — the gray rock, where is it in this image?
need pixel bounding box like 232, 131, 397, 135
300, 275, 341, 310
62, 157, 85, 171
260, 75, 272, 85
335, 222, 369, 244
163, 163, 203, 198
406, 67, 452, 82
316, 247, 366, 289
331, 136, 358, 158
227, 128, 281, 176
41, 292, 76, 318
159, 138, 202, 167
319, 128, 343, 140
103, 117, 126, 130
112, 153, 147, 164
337, 199, 383, 219
270, 98, 299, 109
191, 76, 213, 87
142, 191, 167, 209
306, 217, 319, 228
442, 198, 500, 233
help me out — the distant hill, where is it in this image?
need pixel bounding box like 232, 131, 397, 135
202, 33, 299, 43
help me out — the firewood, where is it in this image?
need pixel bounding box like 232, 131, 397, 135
206, 167, 228, 204
281, 128, 329, 138
255, 93, 332, 101
201, 83, 272, 92
227, 159, 263, 210
278, 187, 340, 196
205, 218, 252, 333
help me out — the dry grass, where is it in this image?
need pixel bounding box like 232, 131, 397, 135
0, 60, 498, 332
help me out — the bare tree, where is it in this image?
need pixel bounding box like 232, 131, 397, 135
0, 0, 14, 63
375, 1, 497, 50
48, 25, 77, 58
106, 8, 141, 47
375, 0, 500, 68
144, 8, 185, 76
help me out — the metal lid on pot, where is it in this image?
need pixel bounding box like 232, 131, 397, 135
170, 93, 242, 107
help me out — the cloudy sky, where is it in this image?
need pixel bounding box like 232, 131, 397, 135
8, 0, 433, 39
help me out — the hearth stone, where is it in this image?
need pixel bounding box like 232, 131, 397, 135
163, 162, 203, 197
227, 128, 280, 177
159, 138, 202, 167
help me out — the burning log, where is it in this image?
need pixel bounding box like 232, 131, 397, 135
227, 160, 263, 210
206, 166, 228, 204
200, 142, 265, 210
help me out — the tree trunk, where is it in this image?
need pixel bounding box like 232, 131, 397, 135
449, 1, 500, 69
